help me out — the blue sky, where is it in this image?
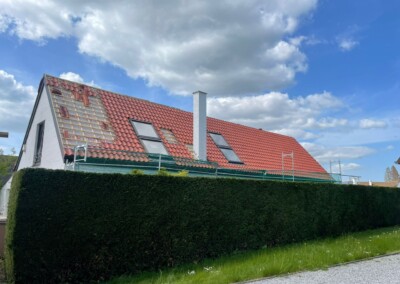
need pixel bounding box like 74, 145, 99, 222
0, 0, 399, 181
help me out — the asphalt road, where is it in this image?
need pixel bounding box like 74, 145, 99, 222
248, 253, 400, 284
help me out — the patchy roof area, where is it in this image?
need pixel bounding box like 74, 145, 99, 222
358, 181, 399, 188
45, 75, 326, 174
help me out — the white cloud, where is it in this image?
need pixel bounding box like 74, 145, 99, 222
0, 14, 10, 32
59, 72, 98, 87
303, 35, 326, 46
330, 162, 361, 173
393, 118, 400, 128
338, 38, 358, 51
359, 118, 387, 129
273, 129, 319, 140
0, 70, 35, 132
0, 0, 73, 41
301, 142, 375, 164
386, 145, 394, 151
0, 0, 318, 96
208, 91, 345, 140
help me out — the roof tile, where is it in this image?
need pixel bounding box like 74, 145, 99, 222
46, 75, 326, 173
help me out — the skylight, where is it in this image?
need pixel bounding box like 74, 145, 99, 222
142, 140, 168, 155
209, 133, 229, 147
209, 132, 243, 164
131, 121, 159, 139
220, 148, 241, 163
131, 120, 169, 155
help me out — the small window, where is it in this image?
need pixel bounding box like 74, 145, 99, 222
209, 132, 243, 164
33, 121, 45, 166
131, 121, 159, 139
131, 120, 169, 155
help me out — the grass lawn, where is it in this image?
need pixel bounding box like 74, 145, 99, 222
107, 226, 400, 284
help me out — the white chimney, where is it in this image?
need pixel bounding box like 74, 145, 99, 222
193, 91, 207, 160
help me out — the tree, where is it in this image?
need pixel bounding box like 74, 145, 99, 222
384, 167, 392, 181
0, 148, 3, 156
391, 166, 400, 181
10, 147, 16, 156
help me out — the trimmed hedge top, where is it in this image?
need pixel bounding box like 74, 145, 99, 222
5, 169, 400, 283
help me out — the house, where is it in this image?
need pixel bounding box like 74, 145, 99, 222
1, 74, 331, 216
15, 75, 328, 174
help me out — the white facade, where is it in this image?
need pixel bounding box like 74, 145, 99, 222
0, 177, 12, 218
193, 91, 207, 161
17, 88, 64, 170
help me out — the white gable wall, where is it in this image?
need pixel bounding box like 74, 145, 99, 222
18, 88, 64, 170
0, 177, 13, 218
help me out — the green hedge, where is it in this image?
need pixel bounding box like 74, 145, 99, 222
5, 169, 400, 283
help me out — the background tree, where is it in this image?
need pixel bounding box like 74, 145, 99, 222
391, 166, 399, 181
0, 155, 18, 187
384, 167, 392, 181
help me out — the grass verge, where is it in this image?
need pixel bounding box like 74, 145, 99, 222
107, 226, 400, 284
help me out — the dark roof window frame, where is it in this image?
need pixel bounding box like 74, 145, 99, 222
130, 119, 169, 155
209, 132, 243, 164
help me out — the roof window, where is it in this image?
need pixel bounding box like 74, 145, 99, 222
209, 132, 243, 164
131, 120, 168, 155
209, 133, 230, 147
141, 140, 168, 155
132, 120, 159, 139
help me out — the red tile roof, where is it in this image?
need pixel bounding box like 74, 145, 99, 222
45, 75, 327, 174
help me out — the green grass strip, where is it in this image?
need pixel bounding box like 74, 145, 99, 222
107, 226, 400, 284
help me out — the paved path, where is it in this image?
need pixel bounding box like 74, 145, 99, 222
248, 253, 400, 284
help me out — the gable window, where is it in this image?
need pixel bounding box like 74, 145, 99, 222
209, 132, 243, 164
131, 120, 168, 155
33, 121, 45, 166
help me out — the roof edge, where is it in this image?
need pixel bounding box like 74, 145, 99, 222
14, 75, 46, 171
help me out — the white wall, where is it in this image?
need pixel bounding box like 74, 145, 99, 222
18, 88, 64, 170
0, 177, 12, 218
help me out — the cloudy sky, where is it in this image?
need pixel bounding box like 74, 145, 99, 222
0, 0, 399, 181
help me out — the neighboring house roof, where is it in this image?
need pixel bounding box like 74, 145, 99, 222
358, 181, 399, 188
20, 74, 328, 174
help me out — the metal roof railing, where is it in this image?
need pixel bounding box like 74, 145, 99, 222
67, 147, 337, 183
